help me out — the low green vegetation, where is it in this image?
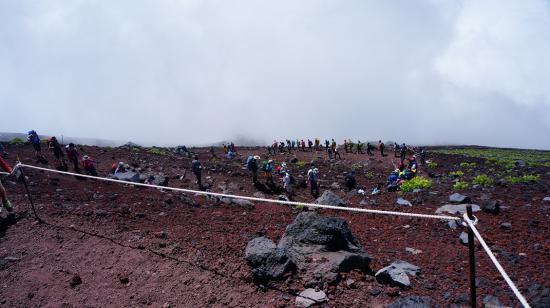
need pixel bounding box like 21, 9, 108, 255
351, 162, 362, 170
433, 148, 550, 168
472, 174, 493, 186
427, 161, 438, 169
449, 170, 464, 177
105, 146, 113, 151
365, 171, 375, 179
400, 177, 432, 192
147, 147, 168, 156
453, 181, 469, 190
505, 174, 540, 184
10, 137, 24, 145
296, 160, 306, 168
295, 204, 306, 210
459, 162, 476, 168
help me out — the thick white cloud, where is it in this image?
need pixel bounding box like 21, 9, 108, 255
0, 0, 549, 149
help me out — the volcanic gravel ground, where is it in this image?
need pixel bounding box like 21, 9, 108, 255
0, 144, 549, 307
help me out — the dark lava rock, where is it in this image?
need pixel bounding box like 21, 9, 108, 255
435, 204, 480, 215
70, 274, 82, 288
459, 232, 469, 245
110, 171, 141, 183
483, 295, 504, 308
386, 295, 434, 308
375, 260, 420, 288
315, 190, 346, 207
449, 193, 471, 204
276, 212, 371, 284
481, 200, 500, 214
94, 209, 108, 217
500, 222, 512, 230
369, 288, 382, 296
245, 237, 294, 282
528, 284, 550, 308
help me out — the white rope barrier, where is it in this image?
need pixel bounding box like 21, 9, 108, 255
18, 163, 461, 221
463, 213, 531, 308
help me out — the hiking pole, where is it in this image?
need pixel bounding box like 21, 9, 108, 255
466, 205, 477, 307
16, 163, 43, 223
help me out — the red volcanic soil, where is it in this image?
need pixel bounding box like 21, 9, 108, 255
0, 143, 548, 307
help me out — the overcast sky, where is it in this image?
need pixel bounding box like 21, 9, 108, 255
1, 0, 549, 149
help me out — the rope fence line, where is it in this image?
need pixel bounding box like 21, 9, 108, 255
463, 214, 531, 308
15, 163, 532, 306
17, 163, 461, 221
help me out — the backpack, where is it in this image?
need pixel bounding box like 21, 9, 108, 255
262, 161, 269, 172
246, 156, 254, 170
289, 175, 296, 184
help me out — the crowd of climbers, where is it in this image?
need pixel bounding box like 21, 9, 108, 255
0, 131, 428, 212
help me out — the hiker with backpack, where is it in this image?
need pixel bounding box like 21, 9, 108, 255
419, 148, 426, 166
81, 155, 98, 176
0, 143, 7, 158
394, 143, 400, 158
262, 159, 275, 186
246, 155, 260, 183
307, 167, 319, 198
307, 139, 313, 152
357, 141, 364, 154
327, 147, 333, 159
48, 136, 67, 169
300, 139, 306, 152
379, 140, 386, 156
325, 139, 330, 152
400, 143, 407, 163
282, 172, 295, 200
191, 155, 203, 190
27, 130, 47, 164
65, 143, 81, 173
0, 156, 13, 212
334, 147, 342, 160
366, 142, 373, 155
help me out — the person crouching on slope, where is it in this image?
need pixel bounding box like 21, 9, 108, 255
81, 155, 98, 176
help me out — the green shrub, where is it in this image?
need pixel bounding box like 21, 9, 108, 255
351, 162, 362, 170
400, 177, 432, 192
459, 162, 476, 168
472, 174, 493, 186
453, 181, 469, 190
148, 147, 168, 156
449, 170, 464, 177
427, 161, 438, 169
296, 161, 306, 168
295, 204, 306, 210
365, 171, 375, 179
105, 146, 113, 151
505, 174, 540, 184
10, 137, 24, 145
131, 147, 140, 152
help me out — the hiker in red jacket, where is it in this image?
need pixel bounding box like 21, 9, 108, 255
81, 155, 98, 176
0, 157, 13, 212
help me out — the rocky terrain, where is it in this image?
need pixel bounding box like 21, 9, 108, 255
0, 143, 549, 307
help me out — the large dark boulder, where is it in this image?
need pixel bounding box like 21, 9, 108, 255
110, 171, 141, 183
245, 212, 371, 286
244, 237, 294, 282
481, 200, 500, 214
278, 212, 363, 253
315, 190, 346, 207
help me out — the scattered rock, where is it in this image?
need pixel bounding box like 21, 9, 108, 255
543, 197, 550, 202
94, 209, 108, 217
500, 222, 512, 230
459, 232, 469, 245
483, 295, 505, 308
315, 191, 346, 207
405, 247, 422, 255
253, 192, 266, 199
330, 182, 341, 190
386, 295, 434, 308
119, 276, 130, 284
244, 237, 294, 282
70, 274, 82, 288
295, 289, 328, 307
345, 278, 356, 289
435, 204, 480, 215
528, 284, 550, 308
110, 171, 141, 183
4, 256, 20, 262
375, 260, 420, 288
448, 220, 460, 229
154, 231, 168, 239
396, 198, 412, 207
232, 199, 255, 210
449, 193, 471, 204
369, 287, 382, 296
481, 200, 500, 214
278, 195, 290, 202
